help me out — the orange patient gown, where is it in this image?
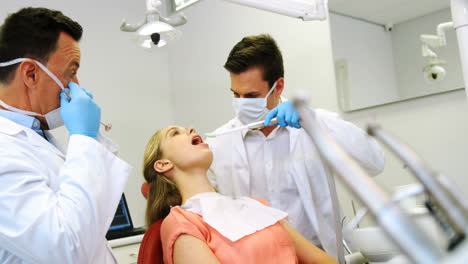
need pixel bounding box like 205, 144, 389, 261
160, 199, 298, 264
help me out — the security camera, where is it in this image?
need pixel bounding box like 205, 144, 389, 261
384, 23, 393, 32
423, 64, 446, 83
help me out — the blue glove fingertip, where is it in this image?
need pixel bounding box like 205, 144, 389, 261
264, 108, 278, 126
68, 81, 79, 89
277, 113, 286, 127
292, 120, 300, 128
285, 111, 293, 126
67, 82, 81, 97
82, 88, 94, 99
264, 116, 271, 127
290, 112, 299, 128
60, 91, 70, 104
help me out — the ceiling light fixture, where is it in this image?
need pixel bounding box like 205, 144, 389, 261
120, 0, 187, 49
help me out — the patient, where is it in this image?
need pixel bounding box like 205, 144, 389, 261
142, 126, 338, 264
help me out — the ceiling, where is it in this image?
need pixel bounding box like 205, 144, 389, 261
328, 0, 450, 25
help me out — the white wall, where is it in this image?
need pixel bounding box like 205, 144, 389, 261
1, 0, 175, 228
166, 0, 336, 134
329, 13, 400, 111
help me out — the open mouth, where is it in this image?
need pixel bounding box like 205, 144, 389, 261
191, 135, 203, 145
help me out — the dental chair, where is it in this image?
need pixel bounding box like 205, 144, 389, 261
138, 182, 164, 264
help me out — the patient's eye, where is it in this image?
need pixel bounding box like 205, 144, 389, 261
167, 127, 180, 137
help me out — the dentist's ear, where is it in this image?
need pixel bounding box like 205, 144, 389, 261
154, 159, 174, 175
274, 77, 285, 96
20, 60, 40, 89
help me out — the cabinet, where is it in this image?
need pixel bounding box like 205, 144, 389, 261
109, 234, 144, 264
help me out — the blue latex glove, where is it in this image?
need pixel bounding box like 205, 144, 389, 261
60, 82, 101, 139
82, 87, 94, 99
264, 101, 301, 128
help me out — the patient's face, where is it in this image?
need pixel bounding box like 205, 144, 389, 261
160, 126, 213, 171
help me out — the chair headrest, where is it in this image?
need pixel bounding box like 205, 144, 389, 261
138, 219, 164, 264
141, 182, 149, 199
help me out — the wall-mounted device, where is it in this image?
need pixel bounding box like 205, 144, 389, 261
420, 22, 454, 83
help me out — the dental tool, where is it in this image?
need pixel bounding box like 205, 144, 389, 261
205, 118, 278, 138
100, 122, 112, 132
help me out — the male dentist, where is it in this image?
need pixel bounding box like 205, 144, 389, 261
0, 7, 131, 263
206, 34, 385, 259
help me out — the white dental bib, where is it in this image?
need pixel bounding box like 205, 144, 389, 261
182, 192, 288, 242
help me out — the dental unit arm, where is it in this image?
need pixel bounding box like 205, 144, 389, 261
367, 124, 468, 250
292, 95, 468, 264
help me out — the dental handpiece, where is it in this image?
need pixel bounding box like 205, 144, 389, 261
246, 117, 279, 130
205, 118, 278, 138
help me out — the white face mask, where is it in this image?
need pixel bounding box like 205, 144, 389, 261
0, 58, 70, 130
232, 81, 277, 125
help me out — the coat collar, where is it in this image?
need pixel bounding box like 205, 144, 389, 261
230, 117, 302, 162
0, 115, 26, 136
0, 116, 66, 159
230, 118, 250, 167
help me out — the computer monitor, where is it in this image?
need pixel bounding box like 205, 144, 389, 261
106, 194, 145, 240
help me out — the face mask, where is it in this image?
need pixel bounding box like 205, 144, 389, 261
0, 58, 70, 130
232, 81, 277, 125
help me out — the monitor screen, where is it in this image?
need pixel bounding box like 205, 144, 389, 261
108, 194, 132, 231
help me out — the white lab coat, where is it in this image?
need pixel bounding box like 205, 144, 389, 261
0, 116, 132, 264
206, 108, 384, 259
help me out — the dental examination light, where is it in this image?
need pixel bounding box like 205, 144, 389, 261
130, 0, 326, 49
120, 0, 187, 49
420, 22, 454, 83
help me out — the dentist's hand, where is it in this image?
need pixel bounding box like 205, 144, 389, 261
60, 82, 101, 139
264, 101, 301, 129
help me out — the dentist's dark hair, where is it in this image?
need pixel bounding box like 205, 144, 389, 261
224, 34, 284, 88
143, 129, 182, 227
0, 7, 82, 84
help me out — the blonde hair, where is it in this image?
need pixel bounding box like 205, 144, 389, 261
142, 128, 182, 227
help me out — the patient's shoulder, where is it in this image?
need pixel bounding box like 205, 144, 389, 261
161, 207, 208, 242
161, 207, 210, 264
